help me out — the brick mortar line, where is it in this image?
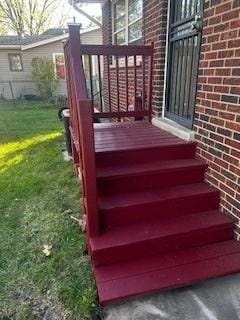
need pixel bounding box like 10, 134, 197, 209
195, 102, 240, 112
196, 95, 240, 106
195, 133, 240, 160
208, 167, 239, 196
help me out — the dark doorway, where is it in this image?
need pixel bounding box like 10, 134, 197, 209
165, 0, 203, 129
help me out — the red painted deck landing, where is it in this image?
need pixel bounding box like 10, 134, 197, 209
94, 121, 187, 153
90, 121, 240, 305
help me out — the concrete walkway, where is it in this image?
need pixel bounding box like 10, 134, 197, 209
105, 273, 240, 320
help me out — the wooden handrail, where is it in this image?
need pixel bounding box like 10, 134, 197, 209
79, 44, 154, 56
64, 24, 99, 237
64, 24, 154, 237
93, 110, 149, 119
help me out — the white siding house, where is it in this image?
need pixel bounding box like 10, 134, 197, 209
0, 26, 102, 99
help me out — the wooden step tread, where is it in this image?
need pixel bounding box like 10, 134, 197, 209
97, 159, 206, 178
91, 211, 232, 251
99, 183, 219, 210
94, 240, 240, 304
95, 140, 195, 153
94, 122, 195, 153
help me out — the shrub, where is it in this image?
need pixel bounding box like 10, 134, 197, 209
31, 57, 58, 99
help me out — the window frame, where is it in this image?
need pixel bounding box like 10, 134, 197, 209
112, 0, 143, 45
8, 53, 23, 72
52, 53, 66, 80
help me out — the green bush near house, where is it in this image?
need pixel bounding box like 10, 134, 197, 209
31, 57, 59, 99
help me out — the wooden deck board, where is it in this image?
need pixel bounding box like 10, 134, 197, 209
90, 120, 237, 303
95, 241, 240, 304
94, 241, 240, 283
98, 183, 218, 210
94, 122, 190, 153
96, 159, 206, 178
91, 210, 232, 250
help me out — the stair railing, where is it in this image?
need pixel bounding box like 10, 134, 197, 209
78, 40, 154, 122
64, 24, 154, 237
64, 24, 99, 237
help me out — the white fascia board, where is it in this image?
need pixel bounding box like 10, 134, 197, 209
0, 45, 21, 49
21, 26, 101, 51
21, 34, 68, 50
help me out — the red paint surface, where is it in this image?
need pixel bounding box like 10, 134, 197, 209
96, 241, 240, 304
91, 122, 239, 303
64, 28, 240, 304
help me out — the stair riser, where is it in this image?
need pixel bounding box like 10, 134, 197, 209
101, 194, 220, 228
96, 144, 196, 168
97, 242, 240, 305
98, 166, 206, 194
92, 227, 233, 266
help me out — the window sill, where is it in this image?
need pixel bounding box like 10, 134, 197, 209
152, 117, 195, 141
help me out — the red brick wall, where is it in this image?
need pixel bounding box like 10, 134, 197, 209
103, 63, 147, 113
102, 1, 146, 113
194, 0, 240, 234
101, 0, 240, 226
102, 0, 168, 117
102, 1, 112, 45
143, 0, 168, 117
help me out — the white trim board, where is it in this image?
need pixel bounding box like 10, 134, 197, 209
0, 26, 101, 51
162, 0, 171, 117
22, 34, 68, 50
152, 117, 195, 141
0, 45, 21, 49
21, 26, 101, 51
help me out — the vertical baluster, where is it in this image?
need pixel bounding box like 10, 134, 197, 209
169, 42, 177, 114
174, 40, 182, 115
107, 55, 111, 112
88, 55, 94, 103
147, 42, 154, 121
176, 0, 179, 21
186, 36, 196, 118
183, 0, 187, 18
116, 55, 120, 112
189, 0, 193, 15
180, 38, 188, 118
181, 37, 190, 119
134, 55, 137, 111
125, 56, 129, 111
97, 55, 103, 112
194, 0, 198, 14
142, 55, 145, 110
177, 40, 185, 116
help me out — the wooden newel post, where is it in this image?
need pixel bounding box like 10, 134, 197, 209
78, 100, 99, 237
67, 23, 99, 237
68, 23, 88, 100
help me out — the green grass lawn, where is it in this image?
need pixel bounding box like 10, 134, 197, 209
0, 100, 99, 320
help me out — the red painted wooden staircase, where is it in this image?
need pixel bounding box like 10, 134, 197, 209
90, 122, 240, 305
64, 25, 240, 306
